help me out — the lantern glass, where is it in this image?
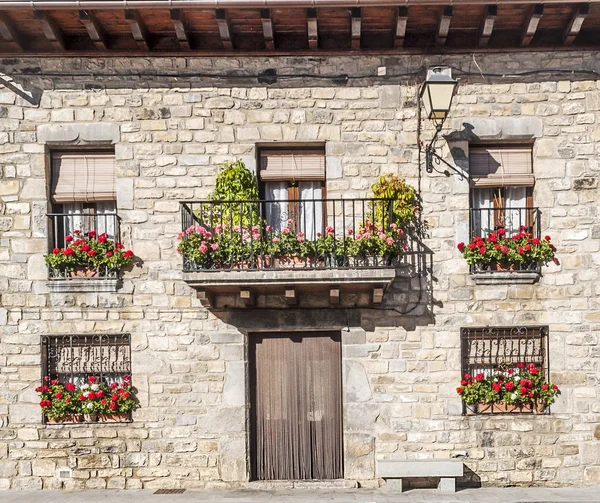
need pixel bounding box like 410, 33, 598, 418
420, 68, 458, 123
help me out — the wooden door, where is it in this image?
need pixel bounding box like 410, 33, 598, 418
250, 332, 343, 480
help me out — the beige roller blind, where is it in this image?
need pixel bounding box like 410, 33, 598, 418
469, 146, 534, 187
260, 149, 326, 181
51, 152, 116, 203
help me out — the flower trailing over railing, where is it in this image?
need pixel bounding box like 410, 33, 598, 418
44, 230, 135, 278
456, 363, 560, 414
177, 219, 409, 270
457, 228, 558, 271
36, 375, 138, 423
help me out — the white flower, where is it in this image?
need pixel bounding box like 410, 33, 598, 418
511, 393, 516, 400
81, 384, 89, 390
494, 378, 498, 382
83, 392, 89, 398
91, 384, 99, 391
86, 403, 93, 409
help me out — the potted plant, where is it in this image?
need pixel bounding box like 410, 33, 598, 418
456, 363, 560, 414
457, 229, 558, 272
44, 230, 135, 279
37, 375, 137, 423
370, 174, 421, 234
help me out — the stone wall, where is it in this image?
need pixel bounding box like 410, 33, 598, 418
0, 51, 599, 489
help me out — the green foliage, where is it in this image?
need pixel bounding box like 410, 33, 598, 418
456, 364, 561, 408
370, 174, 420, 231
37, 375, 138, 421
44, 231, 135, 276
204, 159, 261, 228
458, 229, 558, 268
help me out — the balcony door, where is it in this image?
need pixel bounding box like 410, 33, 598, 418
250, 332, 343, 480
260, 149, 325, 240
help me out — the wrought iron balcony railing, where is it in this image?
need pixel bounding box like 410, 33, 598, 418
470, 206, 540, 240
180, 198, 424, 273
47, 211, 121, 280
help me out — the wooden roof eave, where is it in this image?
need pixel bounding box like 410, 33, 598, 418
0, 0, 597, 9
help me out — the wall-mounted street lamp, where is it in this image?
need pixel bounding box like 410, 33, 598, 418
419, 67, 459, 175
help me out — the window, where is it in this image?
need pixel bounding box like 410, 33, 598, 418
460, 326, 548, 414
41, 334, 131, 387
469, 146, 534, 238
50, 151, 118, 247
259, 148, 325, 240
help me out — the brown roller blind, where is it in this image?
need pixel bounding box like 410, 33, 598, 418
51, 152, 116, 203
260, 149, 326, 181
470, 146, 534, 187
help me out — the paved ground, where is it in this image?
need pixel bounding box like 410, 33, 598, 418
1, 487, 600, 503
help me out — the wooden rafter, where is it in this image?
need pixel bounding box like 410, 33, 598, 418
437, 5, 452, 46
125, 9, 150, 50
79, 10, 107, 50
216, 9, 233, 50
521, 4, 544, 46
351, 7, 361, 50
394, 6, 408, 48
171, 9, 191, 50
564, 3, 589, 45
307, 8, 318, 50
0, 13, 23, 50
34, 11, 65, 50
260, 8, 275, 50
478, 5, 497, 47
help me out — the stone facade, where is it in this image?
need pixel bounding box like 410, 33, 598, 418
0, 51, 599, 490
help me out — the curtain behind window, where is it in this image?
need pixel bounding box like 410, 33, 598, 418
299, 182, 323, 240
265, 182, 289, 232
63, 202, 117, 239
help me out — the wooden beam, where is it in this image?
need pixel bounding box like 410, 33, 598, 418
521, 4, 544, 47
372, 287, 384, 305
260, 8, 275, 50
197, 290, 214, 308
125, 9, 150, 50
307, 8, 318, 50
0, 13, 24, 50
34, 11, 66, 50
79, 10, 107, 50
394, 6, 408, 48
351, 7, 361, 50
171, 9, 191, 50
216, 9, 233, 50
564, 3, 589, 46
240, 289, 255, 307
329, 287, 340, 306
478, 5, 497, 48
284, 288, 297, 305
437, 5, 452, 46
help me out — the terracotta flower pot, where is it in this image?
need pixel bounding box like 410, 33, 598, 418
46, 414, 83, 424
491, 261, 518, 272
477, 401, 533, 414
99, 413, 130, 423
274, 256, 316, 269
83, 413, 98, 422
535, 402, 547, 414
69, 267, 98, 278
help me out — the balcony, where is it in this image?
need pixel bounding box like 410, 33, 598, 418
180, 198, 427, 308
46, 211, 121, 293
469, 206, 542, 285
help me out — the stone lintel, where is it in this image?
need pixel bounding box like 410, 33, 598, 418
472, 272, 540, 285
46, 279, 119, 293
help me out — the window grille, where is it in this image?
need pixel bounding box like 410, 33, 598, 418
41, 334, 131, 387
460, 326, 548, 414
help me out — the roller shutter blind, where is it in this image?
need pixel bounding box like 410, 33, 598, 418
469, 146, 534, 187
260, 149, 326, 181
51, 152, 116, 203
